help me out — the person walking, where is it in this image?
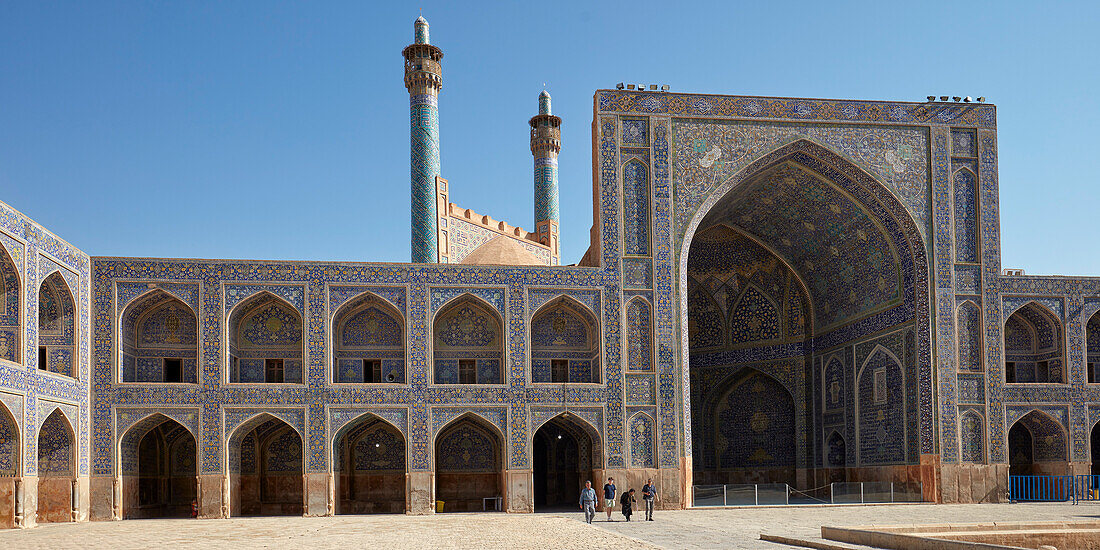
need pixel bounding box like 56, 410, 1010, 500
641, 478, 660, 521
603, 477, 617, 521
620, 488, 636, 521
579, 480, 598, 524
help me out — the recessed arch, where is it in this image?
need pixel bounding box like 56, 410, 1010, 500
825, 430, 846, 469
118, 415, 197, 519
0, 241, 20, 364
855, 345, 907, 466
1085, 309, 1100, 383
958, 409, 985, 464
433, 412, 503, 512
1004, 301, 1065, 383
331, 291, 406, 384
38, 271, 76, 378
1008, 410, 1068, 475
37, 408, 75, 523
331, 412, 406, 514
531, 412, 602, 510
679, 138, 932, 493
431, 294, 505, 385
227, 413, 304, 517
705, 367, 796, 479
530, 295, 600, 383
227, 292, 304, 384
627, 411, 656, 469
119, 289, 198, 383
622, 158, 650, 256
0, 400, 20, 477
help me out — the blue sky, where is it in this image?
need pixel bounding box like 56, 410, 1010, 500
1, 1, 1098, 273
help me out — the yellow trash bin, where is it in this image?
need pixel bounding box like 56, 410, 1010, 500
436, 500, 444, 513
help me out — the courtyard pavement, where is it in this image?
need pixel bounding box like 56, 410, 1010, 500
1, 502, 1098, 549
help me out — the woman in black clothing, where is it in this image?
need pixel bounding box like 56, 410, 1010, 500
620, 488, 636, 521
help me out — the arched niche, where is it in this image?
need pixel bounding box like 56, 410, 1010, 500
707, 368, 796, 484
0, 243, 20, 364
119, 416, 197, 518
227, 293, 304, 384
332, 414, 406, 514
532, 414, 601, 510
434, 414, 503, 512
856, 347, 907, 466
622, 158, 650, 256
1008, 410, 1067, 476
37, 409, 75, 523
120, 290, 198, 383
432, 295, 504, 385
956, 301, 982, 373
332, 293, 405, 384
227, 415, 304, 516
38, 271, 75, 378
1085, 309, 1100, 383
530, 296, 600, 384
1004, 302, 1064, 384
625, 297, 653, 372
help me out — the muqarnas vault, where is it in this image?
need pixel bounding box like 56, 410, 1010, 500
0, 16, 1097, 527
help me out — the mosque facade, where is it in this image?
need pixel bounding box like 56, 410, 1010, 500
0, 16, 1098, 526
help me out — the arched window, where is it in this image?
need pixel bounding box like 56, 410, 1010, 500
530, 297, 600, 383
228, 293, 303, 384
332, 293, 405, 384
38, 272, 75, 378
120, 290, 198, 383
432, 296, 504, 385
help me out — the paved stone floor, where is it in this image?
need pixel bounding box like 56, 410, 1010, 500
2, 503, 1099, 549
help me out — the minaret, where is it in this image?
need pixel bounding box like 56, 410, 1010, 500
404, 16, 444, 263
530, 90, 561, 265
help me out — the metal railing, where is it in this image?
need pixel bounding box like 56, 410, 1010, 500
1076, 475, 1100, 502
692, 482, 923, 506
1009, 475, 1075, 502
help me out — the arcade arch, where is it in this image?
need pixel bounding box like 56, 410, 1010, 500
532, 414, 601, 510
37, 408, 75, 523
118, 414, 197, 518
332, 414, 406, 514
0, 243, 19, 364
332, 293, 406, 384
432, 296, 504, 385
227, 293, 304, 384
120, 290, 197, 383
1004, 302, 1064, 384
38, 272, 75, 377
530, 297, 600, 384
434, 414, 503, 512
227, 415, 304, 516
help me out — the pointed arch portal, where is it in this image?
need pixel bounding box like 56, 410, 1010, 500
681, 140, 928, 491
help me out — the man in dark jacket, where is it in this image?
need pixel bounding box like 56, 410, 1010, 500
620, 488, 636, 521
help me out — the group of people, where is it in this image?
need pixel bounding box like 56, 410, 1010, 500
578, 477, 659, 524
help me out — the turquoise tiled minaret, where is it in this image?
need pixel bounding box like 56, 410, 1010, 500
530, 90, 561, 264
404, 16, 443, 263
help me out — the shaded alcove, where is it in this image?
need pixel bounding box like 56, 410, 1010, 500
530, 297, 600, 383
38, 272, 75, 377
434, 415, 502, 512
0, 402, 20, 528
1008, 411, 1067, 476
120, 290, 198, 383
229, 416, 303, 516
332, 293, 406, 383
1004, 302, 1064, 383
532, 415, 600, 510
227, 293, 304, 384
37, 409, 75, 523
0, 242, 19, 364
120, 415, 196, 518
1092, 422, 1100, 476
333, 415, 406, 514
432, 296, 504, 385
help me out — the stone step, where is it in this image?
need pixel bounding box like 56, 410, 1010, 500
760, 533, 884, 550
